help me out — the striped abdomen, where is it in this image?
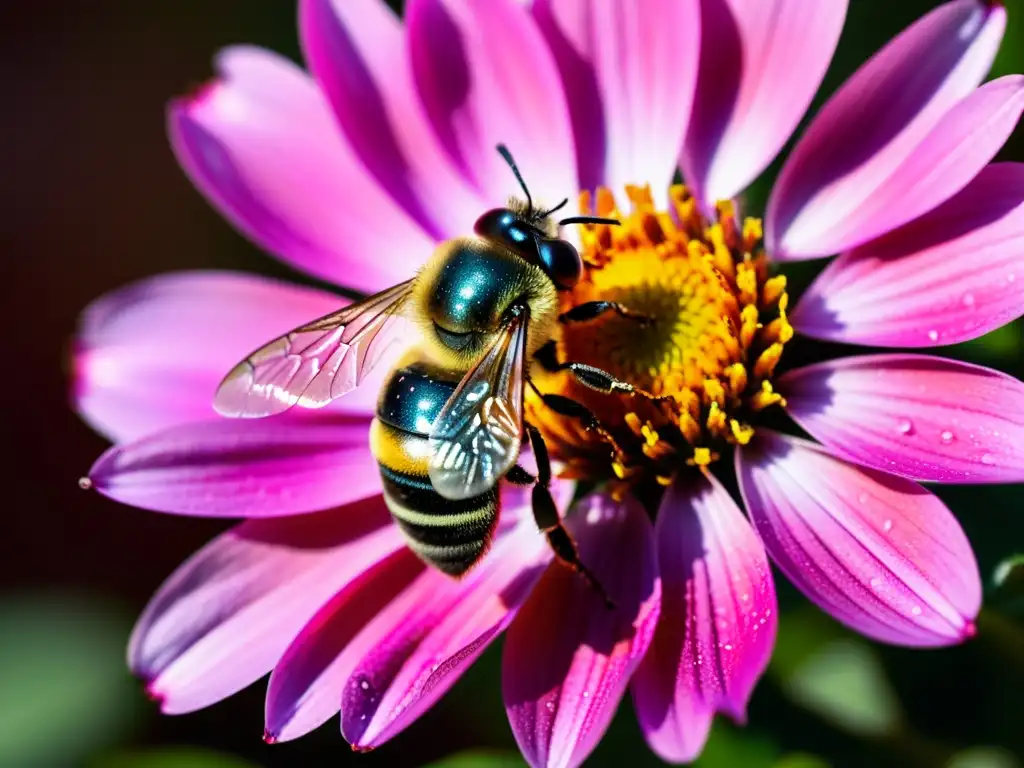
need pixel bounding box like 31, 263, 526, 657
371, 361, 499, 576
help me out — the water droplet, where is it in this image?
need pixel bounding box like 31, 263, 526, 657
962, 292, 976, 308
883, 519, 893, 533
740, 593, 749, 602
360, 714, 367, 721
545, 701, 555, 712
358, 678, 371, 691
940, 430, 955, 444
927, 329, 939, 342
582, 691, 590, 698
869, 577, 882, 589
896, 418, 915, 436
981, 452, 995, 466
911, 605, 922, 616
723, 644, 734, 651
77, 476, 93, 490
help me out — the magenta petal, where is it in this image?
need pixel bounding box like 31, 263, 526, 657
682, 0, 847, 206
632, 474, 776, 764
737, 432, 981, 647
533, 0, 699, 196
170, 46, 434, 292
130, 497, 404, 714
503, 494, 661, 768
780, 354, 1024, 484
265, 508, 549, 745
407, 0, 576, 207
88, 415, 381, 517
767, 0, 1007, 259
72, 271, 378, 443
298, 0, 484, 238
791, 163, 1024, 348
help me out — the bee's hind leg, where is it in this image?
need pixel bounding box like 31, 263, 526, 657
534, 341, 671, 405
524, 423, 615, 610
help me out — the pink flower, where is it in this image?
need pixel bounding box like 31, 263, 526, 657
75, 1, 1024, 765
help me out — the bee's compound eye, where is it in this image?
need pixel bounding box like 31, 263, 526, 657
474, 208, 531, 249
538, 238, 583, 288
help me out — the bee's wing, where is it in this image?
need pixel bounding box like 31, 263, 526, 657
214, 280, 416, 418
428, 310, 528, 500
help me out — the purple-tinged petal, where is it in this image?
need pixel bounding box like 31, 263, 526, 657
532, 0, 699, 196
87, 415, 380, 517
73, 271, 380, 443
682, 0, 847, 207
407, 0, 576, 208
298, 0, 485, 239
130, 497, 405, 714
791, 163, 1024, 348
265, 505, 549, 746
503, 494, 660, 768
767, 0, 1007, 259
632, 474, 776, 764
780, 354, 1024, 484
171, 46, 434, 292
737, 432, 981, 647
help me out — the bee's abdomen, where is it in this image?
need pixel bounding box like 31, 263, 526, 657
378, 462, 498, 576
372, 362, 499, 576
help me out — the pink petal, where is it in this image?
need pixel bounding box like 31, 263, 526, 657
265, 507, 549, 745
407, 0, 576, 208
682, 0, 847, 206
503, 494, 661, 768
780, 354, 1024, 484
767, 0, 1007, 259
130, 497, 405, 714
791, 162, 1024, 348
737, 431, 981, 647
298, 0, 485, 238
73, 271, 380, 443
631, 474, 776, 764
170, 46, 434, 292
532, 0, 700, 196
87, 415, 381, 517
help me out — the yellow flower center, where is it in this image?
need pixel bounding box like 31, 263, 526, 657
528, 185, 792, 496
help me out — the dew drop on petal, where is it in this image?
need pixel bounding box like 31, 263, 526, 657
896, 418, 915, 436
911, 606, 923, 616
882, 519, 893, 533
78, 476, 93, 490
981, 452, 995, 466
545, 701, 555, 712
940, 430, 955, 444
869, 577, 883, 589
927, 330, 939, 342
962, 292, 976, 308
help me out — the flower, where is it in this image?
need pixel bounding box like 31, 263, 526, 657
74, 0, 1024, 765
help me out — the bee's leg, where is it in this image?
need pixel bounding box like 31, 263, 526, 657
525, 423, 615, 609
534, 341, 669, 404
506, 465, 536, 486
559, 301, 653, 326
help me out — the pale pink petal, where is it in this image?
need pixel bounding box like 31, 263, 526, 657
791, 163, 1024, 347
87, 415, 380, 517
130, 497, 405, 714
532, 0, 699, 196
767, 0, 1007, 259
265, 507, 549, 745
171, 46, 434, 292
503, 494, 661, 768
407, 0, 576, 208
682, 0, 847, 206
737, 432, 981, 647
631, 474, 776, 764
780, 354, 1024, 484
73, 271, 381, 443
298, 0, 485, 238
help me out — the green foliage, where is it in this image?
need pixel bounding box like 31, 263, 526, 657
422, 750, 525, 768
93, 747, 263, 768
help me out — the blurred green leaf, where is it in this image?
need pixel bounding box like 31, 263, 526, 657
946, 747, 1022, 768
781, 639, 902, 738
993, 555, 1024, 590
0, 592, 138, 767
92, 747, 263, 768
773, 754, 832, 768
423, 750, 524, 768
949, 322, 1023, 364
694, 721, 778, 768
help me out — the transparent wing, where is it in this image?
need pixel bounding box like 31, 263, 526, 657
214, 280, 415, 418
428, 310, 528, 500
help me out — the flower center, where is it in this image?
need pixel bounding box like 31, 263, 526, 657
528, 185, 792, 496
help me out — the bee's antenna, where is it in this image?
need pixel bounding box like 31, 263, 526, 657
559, 216, 622, 227
538, 198, 569, 219
496, 144, 533, 216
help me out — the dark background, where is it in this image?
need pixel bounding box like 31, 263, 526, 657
2, 1, 1022, 766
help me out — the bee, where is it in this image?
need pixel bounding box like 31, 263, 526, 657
214, 146, 652, 604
